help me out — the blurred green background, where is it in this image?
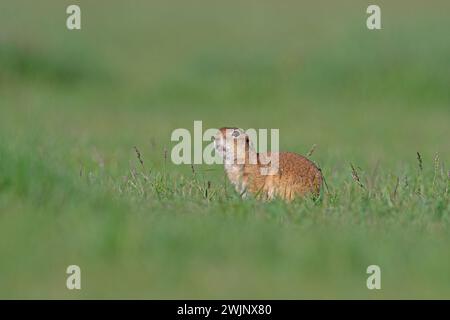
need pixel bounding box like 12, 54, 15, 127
0, 0, 449, 298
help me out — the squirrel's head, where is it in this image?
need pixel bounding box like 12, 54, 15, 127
214, 127, 255, 165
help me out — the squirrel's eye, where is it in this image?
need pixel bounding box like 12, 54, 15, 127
232, 131, 240, 137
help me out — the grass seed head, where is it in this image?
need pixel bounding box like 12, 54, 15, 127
350, 163, 365, 189
133, 146, 144, 168
416, 152, 423, 171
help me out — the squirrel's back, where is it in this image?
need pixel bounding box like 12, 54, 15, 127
242, 152, 322, 201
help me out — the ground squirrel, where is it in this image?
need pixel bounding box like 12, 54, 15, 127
214, 127, 323, 201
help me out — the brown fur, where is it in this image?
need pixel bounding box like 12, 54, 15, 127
214, 127, 323, 201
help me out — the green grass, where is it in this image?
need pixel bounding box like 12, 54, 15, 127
0, 0, 449, 299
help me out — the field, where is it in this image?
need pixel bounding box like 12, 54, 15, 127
0, 0, 449, 299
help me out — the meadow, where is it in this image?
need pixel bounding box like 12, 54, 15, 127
0, 0, 449, 298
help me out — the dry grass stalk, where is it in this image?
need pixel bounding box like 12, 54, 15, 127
350, 163, 365, 189
433, 152, 439, 186
306, 144, 317, 157
205, 181, 211, 199
391, 176, 400, 201
79, 163, 83, 177
133, 146, 145, 169
447, 171, 450, 195
163, 147, 168, 183
317, 166, 330, 195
